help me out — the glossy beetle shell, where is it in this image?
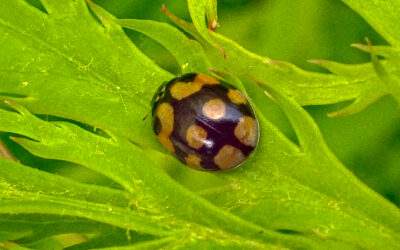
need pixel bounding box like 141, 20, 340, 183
152, 73, 259, 171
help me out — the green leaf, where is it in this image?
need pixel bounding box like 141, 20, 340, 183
0, 0, 171, 145
117, 18, 210, 74
350, 43, 400, 104
0, 159, 169, 237
0, 215, 114, 246
0, 157, 129, 207
22, 233, 88, 250
183, 1, 388, 115
0, 0, 399, 249
90, 237, 176, 250
342, 0, 400, 47
205, 0, 218, 30
308, 59, 388, 117
186, 0, 214, 43
332, 1, 400, 105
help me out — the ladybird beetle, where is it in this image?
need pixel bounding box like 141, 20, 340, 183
152, 73, 259, 171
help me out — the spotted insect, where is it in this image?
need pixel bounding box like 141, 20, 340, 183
152, 73, 259, 171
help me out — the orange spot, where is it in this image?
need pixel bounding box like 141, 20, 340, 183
234, 116, 258, 147
169, 74, 219, 100
186, 124, 208, 149
156, 103, 174, 134
156, 103, 175, 152
158, 133, 175, 153
194, 74, 219, 85
170, 81, 203, 100
202, 98, 226, 120
227, 89, 247, 105
214, 145, 245, 170
185, 154, 202, 168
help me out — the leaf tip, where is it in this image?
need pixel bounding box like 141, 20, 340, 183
307, 59, 326, 65
160, 4, 168, 13
351, 43, 371, 53
326, 111, 340, 118
208, 19, 218, 31
3, 100, 35, 118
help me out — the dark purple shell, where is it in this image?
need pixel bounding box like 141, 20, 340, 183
152, 73, 259, 171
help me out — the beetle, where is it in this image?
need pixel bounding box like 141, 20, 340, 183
152, 73, 259, 171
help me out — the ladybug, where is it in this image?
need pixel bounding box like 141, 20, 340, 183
152, 73, 259, 171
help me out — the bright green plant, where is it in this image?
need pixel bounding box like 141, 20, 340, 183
0, 0, 399, 249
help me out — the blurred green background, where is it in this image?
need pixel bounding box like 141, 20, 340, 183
18, 0, 399, 205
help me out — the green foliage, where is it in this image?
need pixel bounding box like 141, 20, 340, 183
0, 0, 398, 249
343, 0, 400, 47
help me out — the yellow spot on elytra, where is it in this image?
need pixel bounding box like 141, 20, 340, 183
227, 89, 247, 105
170, 81, 203, 100
158, 133, 175, 152
156, 103, 174, 134
156, 103, 175, 152
234, 116, 258, 147
186, 124, 208, 149
202, 98, 226, 120
170, 74, 219, 100
185, 154, 202, 168
214, 145, 245, 170
194, 73, 219, 85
